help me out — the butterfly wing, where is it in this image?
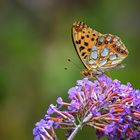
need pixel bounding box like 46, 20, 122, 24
72, 21, 101, 70
94, 34, 129, 72
72, 21, 129, 74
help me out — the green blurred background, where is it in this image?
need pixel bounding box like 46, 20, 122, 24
0, 0, 140, 140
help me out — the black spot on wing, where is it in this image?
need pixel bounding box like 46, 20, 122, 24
88, 48, 91, 52
81, 36, 85, 39
84, 42, 88, 46
82, 52, 86, 56
79, 46, 85, 51
78, 40, 81, 44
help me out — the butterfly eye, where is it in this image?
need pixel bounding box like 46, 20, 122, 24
95, 73, 100, 76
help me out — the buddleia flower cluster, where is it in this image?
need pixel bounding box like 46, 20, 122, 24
33, 75, 140, 140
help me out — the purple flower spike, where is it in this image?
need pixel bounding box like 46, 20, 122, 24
104, 122, 115, 134
33, 74, 140, 140
47, 104, 57, 115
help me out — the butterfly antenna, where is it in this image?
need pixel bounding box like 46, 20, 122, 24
64, 67, 80, 72
67, 58, 83, 70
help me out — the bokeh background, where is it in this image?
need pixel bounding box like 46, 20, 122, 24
0, 0, 140, 140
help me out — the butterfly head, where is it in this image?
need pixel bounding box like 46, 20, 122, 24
80, 69, 103, 78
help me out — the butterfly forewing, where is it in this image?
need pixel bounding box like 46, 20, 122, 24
72, 21, 101, 70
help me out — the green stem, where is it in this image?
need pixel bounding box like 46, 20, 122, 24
68, 124, 81, 140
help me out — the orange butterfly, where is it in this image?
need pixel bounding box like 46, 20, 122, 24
72, 21, 129, 77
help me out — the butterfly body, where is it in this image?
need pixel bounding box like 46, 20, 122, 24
72, 21, 129, 77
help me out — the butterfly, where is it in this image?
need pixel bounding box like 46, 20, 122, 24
72, 21, 129, 77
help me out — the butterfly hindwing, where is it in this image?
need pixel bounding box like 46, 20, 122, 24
94, 34, 128, 72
